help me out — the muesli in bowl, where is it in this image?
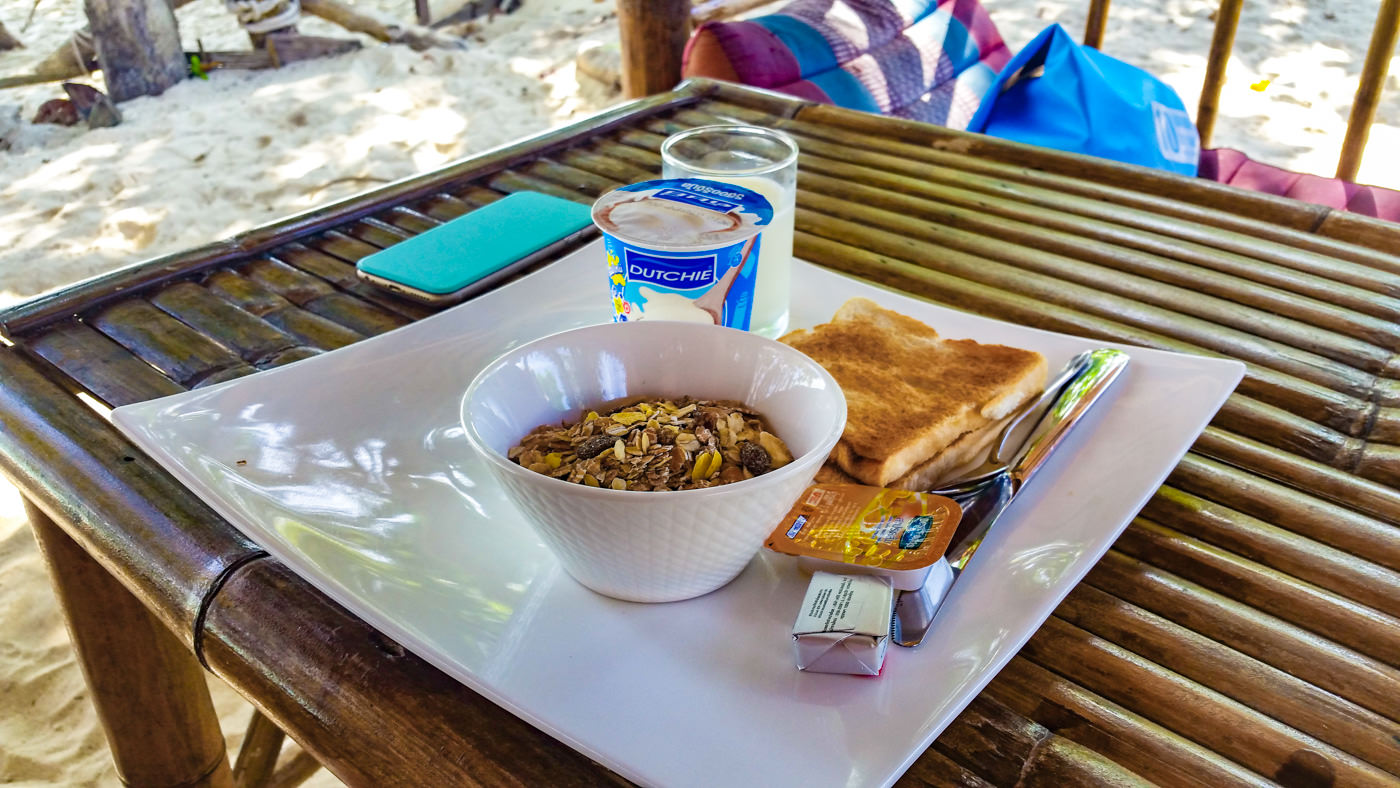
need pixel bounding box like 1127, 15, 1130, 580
461, 321, 845, 603
510, 396, 794, 492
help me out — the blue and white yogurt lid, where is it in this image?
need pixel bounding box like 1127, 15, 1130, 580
591, 178, 773, 250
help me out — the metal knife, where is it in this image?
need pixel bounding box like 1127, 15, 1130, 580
893, 347, 1131, 647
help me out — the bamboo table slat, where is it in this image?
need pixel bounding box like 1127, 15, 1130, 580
3, 78, 1400, 786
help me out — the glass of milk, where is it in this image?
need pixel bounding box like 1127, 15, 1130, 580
662, 125, 798, 338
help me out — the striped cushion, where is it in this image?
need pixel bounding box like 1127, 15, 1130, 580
683, 0, 1010, 129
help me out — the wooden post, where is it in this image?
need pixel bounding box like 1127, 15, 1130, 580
1336, 0, 1400, 182
1195, 0, 1244, 149
1083, 0, 1110, 49
617, 0, 690, 98
24, 499, 234, 788
84, 0, 186, 101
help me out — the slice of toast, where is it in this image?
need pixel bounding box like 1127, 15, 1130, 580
812, 414, 1008, 490
783, 298, 1046, 486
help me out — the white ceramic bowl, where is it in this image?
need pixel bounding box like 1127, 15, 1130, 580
461, 321, 846, 603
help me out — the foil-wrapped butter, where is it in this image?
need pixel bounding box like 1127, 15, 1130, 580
792, 571, 894, 676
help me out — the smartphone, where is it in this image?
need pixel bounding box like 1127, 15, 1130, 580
356, 191, 596, 305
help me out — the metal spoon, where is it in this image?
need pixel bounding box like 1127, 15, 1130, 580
932, 350, 1098, 498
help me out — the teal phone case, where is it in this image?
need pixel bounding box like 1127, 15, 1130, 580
357, 191, 594, 295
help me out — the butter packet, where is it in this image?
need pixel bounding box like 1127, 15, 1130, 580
766, 484, 962, 591
792, 571, 894, 676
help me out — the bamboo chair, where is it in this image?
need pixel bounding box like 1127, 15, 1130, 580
620, 0, 1400, 183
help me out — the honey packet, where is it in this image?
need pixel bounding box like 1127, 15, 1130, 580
766, 484, 962, 591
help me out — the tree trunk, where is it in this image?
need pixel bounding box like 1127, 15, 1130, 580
85, 0, 187, 101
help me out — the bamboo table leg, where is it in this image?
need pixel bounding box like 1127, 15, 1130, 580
25, 499, 234, 788
616, 0, 690, 98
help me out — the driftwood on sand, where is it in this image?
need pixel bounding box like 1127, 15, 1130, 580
298, 0, 461, 51
0, 0, 459, 91
0, 20, 22, 50
196, 34, 362, 71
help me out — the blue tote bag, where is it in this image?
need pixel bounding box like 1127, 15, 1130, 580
966, 24, 1200, 176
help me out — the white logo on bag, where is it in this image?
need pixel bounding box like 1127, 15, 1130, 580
1151, 101, 1200, 165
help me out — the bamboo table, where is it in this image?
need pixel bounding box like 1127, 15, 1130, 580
4, 79, 1400, 787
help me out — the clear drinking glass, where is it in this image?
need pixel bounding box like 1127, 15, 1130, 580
661, 125, 799, 338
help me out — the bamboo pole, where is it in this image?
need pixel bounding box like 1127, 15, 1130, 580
268, 243, 435, 322
238, 258, 408, 336
0, 86, 708, 336
1192, 426, 1400, 522
1196, 0, 1245, 148
673, 106, 1400, 289
1118, 518, 1400, 666
412, 194, 474, 222
988, 656, 1268, 788
792, 182, 1399, 370
722, 102, 1396, 270
930, 694, 1155, 786
1054, 584, 1400, 774
1143, 486, 1400, 617
789, 192, 1381, 403
1337, 0, 1400, 181
90, 299, 250, 387
201, 559, 622, 786
232, 711, 286, 787
203, 270, 364, 351
26, 500, 235, 788
1085, 550, 1400, 724
1024, 615, 1398, 786
1168, 453, 1400, 571
784, 145, 1400, 320
786, 97, 1338, 234
151, 282, 305, 366
266, 750, 323, 788
1083, 0, 1110, 49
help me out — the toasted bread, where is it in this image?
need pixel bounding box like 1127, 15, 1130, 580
813, 461, 861, 485
783, 298, 1046, 487
814, 415, 1008, 490
885, 412, 1010, 490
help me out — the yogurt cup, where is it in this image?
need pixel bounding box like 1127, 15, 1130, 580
592, 178, 773, 330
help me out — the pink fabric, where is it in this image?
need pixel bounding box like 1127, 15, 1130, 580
691, 20, 805, 88
683, 0, 1008, 129
1198, 148, 1400, 223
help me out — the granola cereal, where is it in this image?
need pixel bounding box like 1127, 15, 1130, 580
509, 397, 795, 491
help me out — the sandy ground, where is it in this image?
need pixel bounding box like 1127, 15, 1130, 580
2, 0, 1399, 784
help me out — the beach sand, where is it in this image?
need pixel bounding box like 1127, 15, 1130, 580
1, 0, 1397, 783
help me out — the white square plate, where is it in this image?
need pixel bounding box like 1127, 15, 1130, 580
113, 240, 1242, 787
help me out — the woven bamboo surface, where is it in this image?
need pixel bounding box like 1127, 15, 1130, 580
2, 79, 1399, 786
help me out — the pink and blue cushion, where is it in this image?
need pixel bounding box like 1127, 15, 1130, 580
1199, 148, 1400, 224
683, 0, 1011, 130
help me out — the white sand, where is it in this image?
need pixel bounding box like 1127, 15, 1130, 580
0, 0, 622, 307
2, 0, 1399, 784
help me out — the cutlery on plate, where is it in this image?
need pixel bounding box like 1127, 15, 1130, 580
892, 348, 1130, 647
